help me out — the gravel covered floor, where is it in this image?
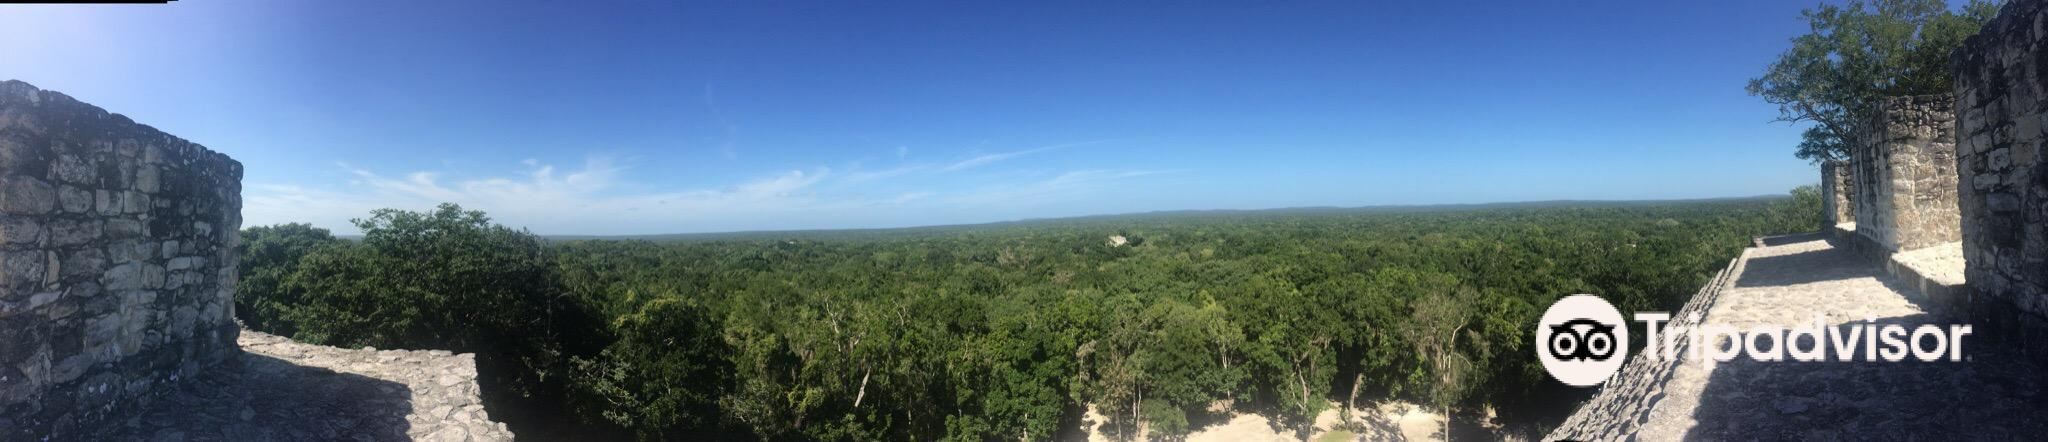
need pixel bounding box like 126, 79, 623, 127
89, 330, 513, 442
1550, 233, 2048, 440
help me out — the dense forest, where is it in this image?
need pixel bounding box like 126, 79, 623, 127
231, 188, 1822, 441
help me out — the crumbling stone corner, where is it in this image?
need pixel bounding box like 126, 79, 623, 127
1849, 94, 1961, 254
0, 80, 243, 438
1822, 159, 1855, 228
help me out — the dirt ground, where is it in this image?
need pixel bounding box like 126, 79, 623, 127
1080, 400, 1448, 441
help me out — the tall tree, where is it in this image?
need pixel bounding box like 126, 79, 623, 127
1406, 288, 1480, 441
1748, 0, 1999, 163
233, 223, 339, 334
280, 204, 603, 413
568, 298, 732, 440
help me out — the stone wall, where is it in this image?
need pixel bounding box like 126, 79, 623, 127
1822, 159, 1854, 226
1850, 94, 1962, 253
1955, 0, 2048, 354
0, 80, 243, 438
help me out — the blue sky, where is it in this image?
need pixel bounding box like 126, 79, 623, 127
1, 0, 1829, 235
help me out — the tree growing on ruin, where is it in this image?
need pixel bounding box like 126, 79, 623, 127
1748, 0, 1999, 163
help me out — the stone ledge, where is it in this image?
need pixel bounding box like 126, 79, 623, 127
1888, 242, 1966, 310
1892, 242, 1965, 287
87, 329, 514, 441
1830, 221, 2048, 367
1827, 225, 1969, 315
1545, 247, 1745, 441
1547, 233, 2048, 439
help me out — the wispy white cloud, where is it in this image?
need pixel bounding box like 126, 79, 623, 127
1042, 169, 1171, 187
709, 169, 826, 200
941, 139, 1117, 172
346, 157, 623, 204
242, 184, 386, 231
247, 158, 848, 234
888, 191, 935, 204
244, 145, 1172, 235
840, 164, 925, 184
945, 168, 1180, 205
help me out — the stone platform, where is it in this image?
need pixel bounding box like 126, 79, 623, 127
85, 330, 513, 442
1548, 233, 2048, 440
1828, 223, 1969, 313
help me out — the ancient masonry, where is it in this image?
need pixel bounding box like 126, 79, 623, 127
1955, 0, 2048, 360
1826, 159, 1859, 226
0, 80, 244, 437
1821, 160, 1854, 227
1823, 93, 1969, 311
1550, 1, 2048, 438
0, 80, 510, 441
1847, 94, 1962, 254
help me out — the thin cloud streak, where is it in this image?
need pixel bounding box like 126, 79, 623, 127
245, 150, 1176, 235
943, 168, 1182, 206
841, 164, 926, 184
251, 159, 848, 234
941, 139, 1119, 172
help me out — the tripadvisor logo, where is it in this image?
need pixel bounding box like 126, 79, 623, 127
1536, 295, 1629, 387
1535, 295, 1975, 387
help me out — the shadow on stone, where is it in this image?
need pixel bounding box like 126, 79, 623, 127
1685, 312, 2048, 439
1758, 232, 1828, 247
1733, 243, 1884, 289
92, 352, 415, 441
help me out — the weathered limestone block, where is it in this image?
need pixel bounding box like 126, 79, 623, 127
0, 249, 44, 293
1954, 0, 2048, 359
1850, 94, 1961, 253
47, 218, 98, 247
56, 185, 89, 214
1822, 159, 1855, 226
61, 249, 104, 281
1, 176, 55, 214
0, 79, 242, 440
0, 218, 38, 245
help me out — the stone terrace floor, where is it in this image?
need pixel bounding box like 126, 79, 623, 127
89, 330, 513, 442
1550, 233, 2048, 440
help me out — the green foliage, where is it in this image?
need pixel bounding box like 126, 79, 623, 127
1748, 0, 1999, 163
239, 196, 1820, 440
233, 223, 338, 334
1404, 287, 1479, 412
568, 298, 731, 439
1775, 184, 1827, 230
282, 204, 575, 355
1087, 297, 1246, 438
243, 204, 606, 430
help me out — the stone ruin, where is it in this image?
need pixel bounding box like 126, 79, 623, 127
1809, 0, 2048, 361
1846, 94, 1963, 255
1955, 0, 2048, 360
1822, 93, 1968, 309
0, 80, 244, 437
0, 81, 511, 441
1821, 159, 1854, 227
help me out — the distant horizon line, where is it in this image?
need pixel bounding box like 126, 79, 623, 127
314, 193, 1798, 239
